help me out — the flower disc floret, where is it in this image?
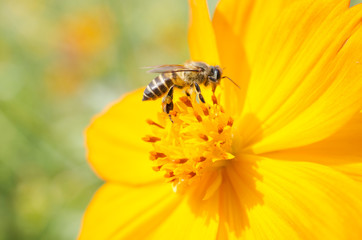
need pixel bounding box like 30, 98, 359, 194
143, 94, 235, 192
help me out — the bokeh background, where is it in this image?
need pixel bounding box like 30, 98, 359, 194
0, 0, 360, 239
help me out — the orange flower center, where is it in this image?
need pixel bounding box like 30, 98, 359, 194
143, 93, 235, 193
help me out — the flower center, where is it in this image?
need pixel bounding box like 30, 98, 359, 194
143, 93, 235, 193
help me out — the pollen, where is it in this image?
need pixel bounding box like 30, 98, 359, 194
143, 93, 235, 193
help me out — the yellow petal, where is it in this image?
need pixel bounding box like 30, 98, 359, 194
214, 0, 292, 65
188, 0, 219, 65
213, 0, 350, 65
212, 1, 251, 116
216, 159, 263, 239
150, 196, 219, 240
78, 183, 177, 240
238, 2, 362, 153
86, 88, 162, 184
78, 183, 219, 240
228, 155, 362, 239
264, 111, 362, 182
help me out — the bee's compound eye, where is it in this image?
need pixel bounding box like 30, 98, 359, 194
209, 67, 218, 82
215, 69, 221, 80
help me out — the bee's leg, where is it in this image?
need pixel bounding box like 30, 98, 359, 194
185, 88, 191, 97
162, 86, 174, 113
162, 86, 174, 121
194, 83, 205, 103
185, 84, 195, 97
211, 84, 217, 94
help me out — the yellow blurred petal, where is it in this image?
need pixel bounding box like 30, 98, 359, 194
229, 155, 362, 239
264, 112, 362, 182
334, 163, 362, 182
188, 0, 219, 65
238, 2, 362, 153
78, 183, 219, 240
86, 88, 162, 184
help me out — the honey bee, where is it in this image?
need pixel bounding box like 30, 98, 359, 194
142, 61, 236, 115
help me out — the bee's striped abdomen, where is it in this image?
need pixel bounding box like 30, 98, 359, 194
142, 73, 175, 101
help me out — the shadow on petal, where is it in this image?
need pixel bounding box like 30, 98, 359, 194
186, 114, 264, 238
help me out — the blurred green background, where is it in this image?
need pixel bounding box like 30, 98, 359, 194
0, 0, 360, 239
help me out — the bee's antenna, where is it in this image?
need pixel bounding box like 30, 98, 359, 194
222, 76, 240, 89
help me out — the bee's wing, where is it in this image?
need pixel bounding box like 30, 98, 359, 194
146, 64, 201, 73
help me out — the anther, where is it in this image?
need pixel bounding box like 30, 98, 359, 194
146, 119, 165, 129
201, 105, 209, 116
179, 96, 193, 107
142, 135, 161, 142
216, 141, 226, 147
218, 125, 224, 134
173, 158, 188, 164
189, 172, 196, 178
149, 151, 167, 160
169, 110, 177, 117
152, 166, 162, 172
227, 117, 234, 127
199, 134, 209, 141
196, 156, 207, 162
220, 106, 225, 113
212, 95, 218, 105
194, 112, 202, 122
164, 171, 175, 178
169, 178, 178, 183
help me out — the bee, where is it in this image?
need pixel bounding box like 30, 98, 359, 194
142, 61, 236, 115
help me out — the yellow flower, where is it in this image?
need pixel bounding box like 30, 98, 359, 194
79, 0, 362, 239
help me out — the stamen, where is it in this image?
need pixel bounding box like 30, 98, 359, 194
142, 135, 161, 142
220, 106, 225, 113
172, 158, 188, 164
164, 171, 175, 178
168, 178, 178, 185
196, 156, 207, 162
188, 172, 196, 178
201, 105, 209, 116
227, 117, 234, 127
212, 95, 218, 105
199, 134, 209, 141
146, 119, 165, 129
152, 166, 162, 172
218, 125, 224, 134
149, 151, 167, 160
194, 112, 202, 122
169, 110, 177, 116
179, 96, 193, 107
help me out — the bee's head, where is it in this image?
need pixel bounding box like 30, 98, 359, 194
208, 66, 222, 83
